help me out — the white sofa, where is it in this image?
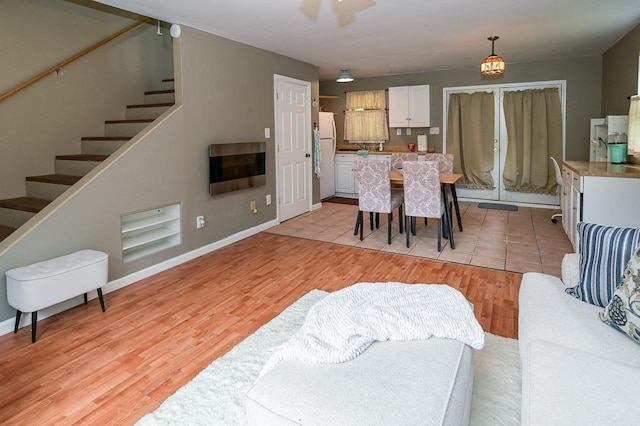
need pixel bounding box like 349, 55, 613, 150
518, 253, 640, 425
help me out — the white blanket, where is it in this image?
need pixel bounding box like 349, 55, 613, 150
259, 282, 485, 378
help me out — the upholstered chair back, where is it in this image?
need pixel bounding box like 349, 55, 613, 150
390, 153, 419, 170
424, 153, 454, 173
403, 161, 444, 218
357, 160, 395, 213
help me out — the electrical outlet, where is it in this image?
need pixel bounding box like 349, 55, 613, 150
196, 215, 205, 229
406, 128, 411, 136
250, 200, 256, 210
396, 128, 402, 136
266, 194, 272, 205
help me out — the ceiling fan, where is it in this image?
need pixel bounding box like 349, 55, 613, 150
300, 0, 376, 27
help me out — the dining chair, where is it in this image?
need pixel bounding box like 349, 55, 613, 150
356, 159, 404, 244
390, 153, 418, 170
403, 160, 453, 251
423, 153, 454, 173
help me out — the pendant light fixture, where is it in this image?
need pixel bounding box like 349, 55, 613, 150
336, 68, 354, 83
481, 36, 505, 75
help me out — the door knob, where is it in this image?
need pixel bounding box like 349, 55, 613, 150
305, 153, 311, 157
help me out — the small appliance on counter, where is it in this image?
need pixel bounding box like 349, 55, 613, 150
417, 134, 428, 152
608, 132, 628, 164
590, 115, 628, 163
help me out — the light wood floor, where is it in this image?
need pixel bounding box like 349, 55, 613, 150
0, 232, 521, 425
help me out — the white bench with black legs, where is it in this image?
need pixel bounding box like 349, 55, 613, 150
6, 250, 108, 343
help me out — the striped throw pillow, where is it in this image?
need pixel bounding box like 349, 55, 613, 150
565, 222, 640, 307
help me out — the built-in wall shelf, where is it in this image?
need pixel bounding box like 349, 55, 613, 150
121, 203, 181, 263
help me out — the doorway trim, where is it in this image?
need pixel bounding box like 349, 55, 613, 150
273, 74, 313, 223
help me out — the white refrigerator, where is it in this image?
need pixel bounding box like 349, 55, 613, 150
319, 111, 336, 199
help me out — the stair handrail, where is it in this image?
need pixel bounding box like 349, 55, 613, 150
0, 16, 151, 103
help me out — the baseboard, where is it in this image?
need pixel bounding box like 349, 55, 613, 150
0, 219, 278, 337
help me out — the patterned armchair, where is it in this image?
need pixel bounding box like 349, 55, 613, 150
356, 159, 404, 244
403, 161, 453, 251
390, 153, 419, 170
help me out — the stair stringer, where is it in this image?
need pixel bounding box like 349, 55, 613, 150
0, 103, 186, 326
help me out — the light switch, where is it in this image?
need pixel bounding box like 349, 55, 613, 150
264, 128, 271, 138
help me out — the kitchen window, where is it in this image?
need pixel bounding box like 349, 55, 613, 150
344, 90, 389, 144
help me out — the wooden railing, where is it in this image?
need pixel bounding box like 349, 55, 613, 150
0, 16, 150, 103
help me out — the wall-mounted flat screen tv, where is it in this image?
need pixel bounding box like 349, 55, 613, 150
209, 142, 266, 195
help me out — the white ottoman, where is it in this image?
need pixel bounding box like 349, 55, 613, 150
247, 338, 474, 426
6, 249, 108, 343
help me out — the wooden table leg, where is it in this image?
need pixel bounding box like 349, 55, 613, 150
441, 183, 455, 249
450, 183, 463, 232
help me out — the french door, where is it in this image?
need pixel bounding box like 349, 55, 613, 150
444, 81, 565, 206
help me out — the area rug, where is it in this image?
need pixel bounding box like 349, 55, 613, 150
136, 289, 521, 426
478, 202, 518, 211
324, 196, 358, 205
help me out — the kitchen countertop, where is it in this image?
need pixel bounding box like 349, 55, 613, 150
563, 161, 640, 178
335, 144, 435, 154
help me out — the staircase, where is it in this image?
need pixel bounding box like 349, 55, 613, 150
0, 79, 175, 244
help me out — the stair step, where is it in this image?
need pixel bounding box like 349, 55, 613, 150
26, 174, 82, 185
25, 174, 82, 200
0, 224, 16, 242
0, 197, 50, 228
81, 137, 131, 155
104, 119, 154, 137
144, 89, 174, 95
0, 197, 51, 213
126, 103, 174, 109
55, 155, 107, 176
125, 103, 174, 120
144, 89, 175, 104
55, 154, 109, 162
162, 79, 174, 83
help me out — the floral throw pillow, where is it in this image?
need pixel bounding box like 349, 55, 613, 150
600, 244, 640, 345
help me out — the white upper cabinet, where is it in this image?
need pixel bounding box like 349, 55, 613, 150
388, 85, 430, 128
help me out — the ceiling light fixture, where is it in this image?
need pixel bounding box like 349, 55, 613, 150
336, 68, 354, 83
481, 36, 505, 76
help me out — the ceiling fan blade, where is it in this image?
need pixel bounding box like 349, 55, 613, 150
300, 0, 322, 22
333, 0, 376, 27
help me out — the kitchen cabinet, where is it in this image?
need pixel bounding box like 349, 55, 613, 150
334, 153, 392, 197
388, 85, 430, 128
562, 161, 640, 250
335, 154, 356, 195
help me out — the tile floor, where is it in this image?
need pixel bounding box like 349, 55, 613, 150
265, 200, 574, 278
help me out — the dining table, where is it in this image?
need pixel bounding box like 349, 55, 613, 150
390, 169, 464, 249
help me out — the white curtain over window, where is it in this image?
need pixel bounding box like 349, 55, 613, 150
344, 90, 389, 142
628, 96, 640, 159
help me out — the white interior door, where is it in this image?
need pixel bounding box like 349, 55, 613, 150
275, 75, 312, 222
444, 81, 565, 206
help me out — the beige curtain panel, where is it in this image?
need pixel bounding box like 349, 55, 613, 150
447, 92, 496, 189
628, 96, 640, 158
344, 90, 389, 142
346, 90, 387, 110
502, 88, 563, 194
344, 110, 389, 141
